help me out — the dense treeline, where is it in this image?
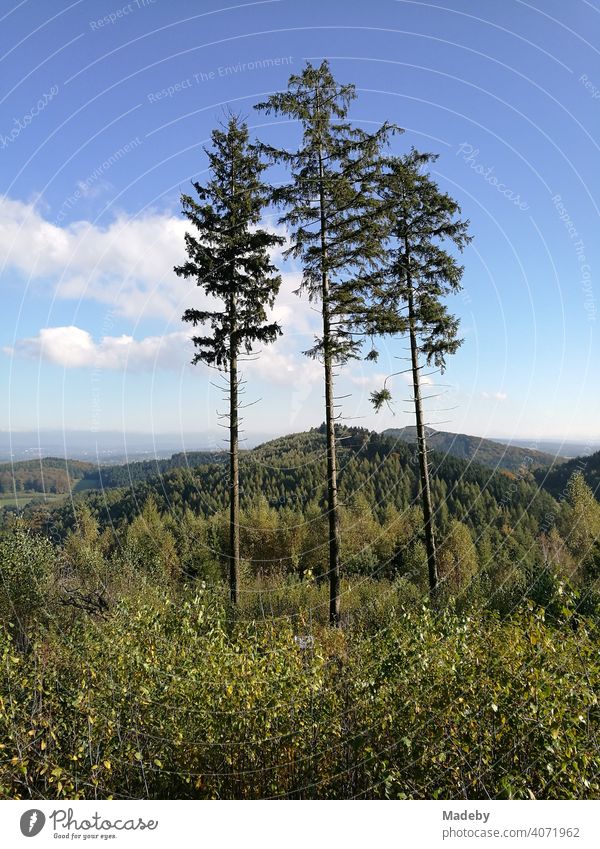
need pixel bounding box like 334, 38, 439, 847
6, 427, 597, 607
0, 435, 572, 499
535, 449, 600, 500
23, 428, 558, 548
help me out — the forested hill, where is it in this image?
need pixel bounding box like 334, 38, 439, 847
33, 426, 559, 541
535, 449, 600, 499
82, 450, 228, 488
0, 457, 95, 494
383, 426, 560, 473
0, 451, 230, 499
3, 427, 559, 498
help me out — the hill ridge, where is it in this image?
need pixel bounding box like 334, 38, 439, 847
382, 426, 561, 474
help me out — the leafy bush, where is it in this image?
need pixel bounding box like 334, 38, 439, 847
0, 526, 56, 649
0, 591, 597, 800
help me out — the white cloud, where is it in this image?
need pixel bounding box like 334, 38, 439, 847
401, 371, 434, 386
481, 390, 508, 401
350, 370, 433, 389
246, 343, 322, 387
0, 196, 212, 322
5, 326, 192, 372
5, 323, 325, 387
0, 196, 351, 386
0, 195, 321, 337
76, 178, 112, 199
349, 372, 389, 389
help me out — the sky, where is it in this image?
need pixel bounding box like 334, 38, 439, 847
0, 0, 599, 448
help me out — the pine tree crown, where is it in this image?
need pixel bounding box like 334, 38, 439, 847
174, 114, 284, 368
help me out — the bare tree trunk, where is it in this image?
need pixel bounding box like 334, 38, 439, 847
229, 324, 240, 605
318, 134, 341, 627
407, 271, 438, 595
323, 315, 341, 625
228, 155, 240, 606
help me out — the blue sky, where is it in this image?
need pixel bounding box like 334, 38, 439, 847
0, 0, 598, 444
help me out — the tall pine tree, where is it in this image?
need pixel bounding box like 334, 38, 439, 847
255, 61, 395, 624
368, 150, 471, 595
174, 116, 284, 604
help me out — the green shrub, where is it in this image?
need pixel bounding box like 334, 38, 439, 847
0, 526, 56, 648
0, 592, 597, 800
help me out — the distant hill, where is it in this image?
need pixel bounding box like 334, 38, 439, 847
382, 427, 561, 475
0, 428, 569, 508
499, 438, 600, 460
535, 449, 600, 500
0, 430, 273, 462
80, 451, 228, 489
0, 457, 95, 495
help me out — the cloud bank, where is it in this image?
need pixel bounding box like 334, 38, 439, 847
5, 326, 192, 371
5, 325, 323, 389
1, 196, 203, 321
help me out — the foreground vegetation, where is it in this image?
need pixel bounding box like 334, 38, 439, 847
0, 452, 599, 799
0, 573, 598, 800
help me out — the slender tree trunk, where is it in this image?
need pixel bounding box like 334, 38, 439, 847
323, 308, 341, 626
229, 318, 240, 605
317, 133, 342, 627
228, 156, 240, 606
406, 258, 438, 595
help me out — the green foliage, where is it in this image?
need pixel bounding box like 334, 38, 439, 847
370, 387, 393, 413
1, 594, 598, 800
364, 151, 471, 425
125, 497, 180, 580
83, 451, 228, 490
368, 149, 471, 367
0, 525, 56, 647
536, 451, 600, 501
32, 428, 561, 545
438, 520, 478, 595
564, 472, 600, 580
170, 508, 222, 583
175, 115, 284, 367
256, 60, 395, 364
